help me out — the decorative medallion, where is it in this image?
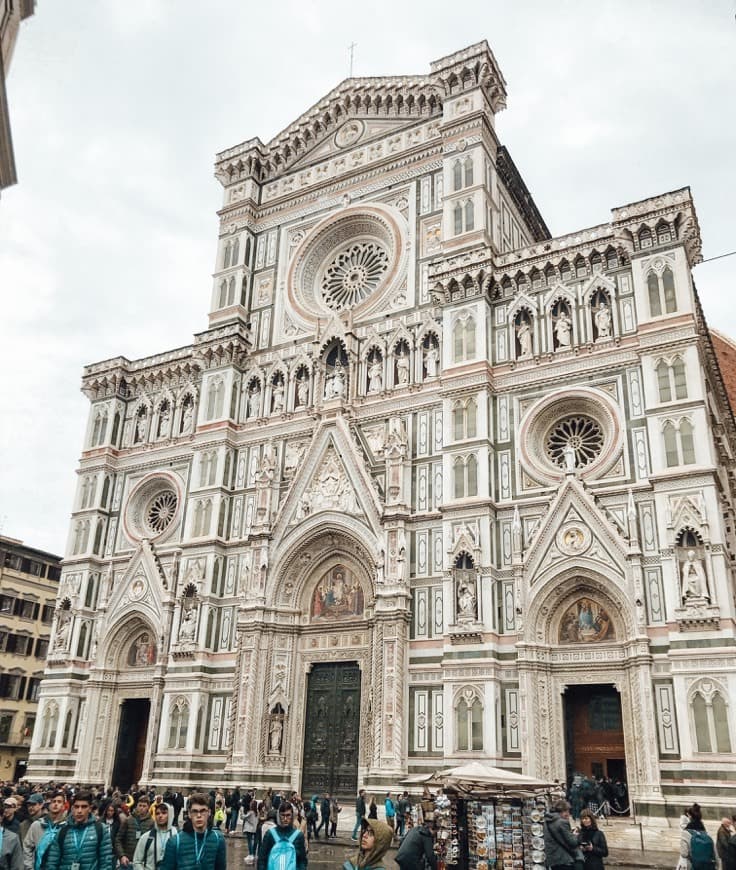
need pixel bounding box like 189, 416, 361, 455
130, 575, 146, 600
334, 120, 364, 149
556, 523, 592, 556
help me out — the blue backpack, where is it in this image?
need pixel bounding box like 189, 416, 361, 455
690, 830, 716, 870
267, 828, 299, 870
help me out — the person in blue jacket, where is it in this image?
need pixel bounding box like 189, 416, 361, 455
161, 794, 225, 870
44, 790, 112, 870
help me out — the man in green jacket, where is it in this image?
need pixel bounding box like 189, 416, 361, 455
160, 793, 225, 870
116, 796, 154, 867
44, 790, 112, 870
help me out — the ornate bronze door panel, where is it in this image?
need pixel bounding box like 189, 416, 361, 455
302, 662, 361, 798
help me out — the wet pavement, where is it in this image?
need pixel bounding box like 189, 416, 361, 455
224, 834, 672, 870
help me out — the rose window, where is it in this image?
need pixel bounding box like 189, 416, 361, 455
546, 415, 604, 469
320, 242, 389, 311
145, 491, 178, 535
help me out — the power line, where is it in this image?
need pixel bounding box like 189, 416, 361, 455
698, 250, 736, 265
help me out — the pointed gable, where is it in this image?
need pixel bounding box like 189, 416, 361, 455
105, 539, 168, 630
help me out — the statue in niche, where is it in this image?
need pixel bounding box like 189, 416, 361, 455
423, 343, 440, 378
324, 360, 346, 400
134, 410, 148, 444
517, 320, 533, 358
157, 404, 171, 438
457, 577, 477, 620
268, 717, 283, 753
178, 604, 197, 642
181, 399, 194, 435
554, 311, 572, 348
595, 302, 612, 339
53, 610, 71, 651
296, 375, 309, 407
395, 349, 410, 386
681, 550, 709, 601
367, 355, 383, 393
271, 379, 285, 414
248, 384, 261, 418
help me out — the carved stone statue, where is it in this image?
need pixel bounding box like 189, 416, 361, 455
368, 357, 383, 393
271, 380, 285, 414
595, 302, 611, 339
134, 411, 147, 443
396, 350, 410, 386
268, 717, 283, 753
554, 311, 572, 348
53, 610, 71, 651
157, 404, 171, 438
517, 321, 533, 358
457, 578, 477, 620
681, 550, 709, 601
563, 442, 577, 473
181, 401, 194, 435
178, 605, 197, 642
325, 362, 346, 400
424, 344, 439, 378
248, 385, 261, 418
296, 376, 309, 407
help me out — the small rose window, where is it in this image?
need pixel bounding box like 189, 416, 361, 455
546, 415, 604, 469
145, 491, 178, 535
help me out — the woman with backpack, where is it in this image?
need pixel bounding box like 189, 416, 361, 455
576, 810, 608, 870
681, 804, 717, 870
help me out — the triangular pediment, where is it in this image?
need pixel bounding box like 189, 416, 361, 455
105, 539, 168, 629
523, 477, 629, 584
273, 417, 383, 538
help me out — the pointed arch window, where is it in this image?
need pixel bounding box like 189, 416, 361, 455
453, 398, 477, 441
453, 314, 476, 363
663, 418, 696, 467
656, 358, 688, 403
41, 702, 59, 749
206, 378, 224, 421
218, 280, 228, 309
648, 266, 677, 317
691, 682, 732, 753
454, 200, 475, 235
168, 698, 190, 750
456, 688, 483, 751
453, 454, 478, 499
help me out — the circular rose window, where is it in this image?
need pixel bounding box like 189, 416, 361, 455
287, 203, 407, 323
545, 415, 604, 469
518, 388, 623, 484
123, 472, 183, 543
145, 490, 178, 535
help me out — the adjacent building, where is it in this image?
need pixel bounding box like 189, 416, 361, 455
0, 0, 35, 194
29, 41, 736, 819
0, 536, 60, 779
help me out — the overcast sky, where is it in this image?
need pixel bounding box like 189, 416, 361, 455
1, 1, 734, 556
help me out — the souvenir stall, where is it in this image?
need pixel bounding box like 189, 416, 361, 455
428, 762, 554, 870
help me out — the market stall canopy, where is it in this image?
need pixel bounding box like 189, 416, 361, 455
436, 761, 555, 793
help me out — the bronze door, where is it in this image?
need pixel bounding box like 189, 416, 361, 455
302, 662, 361, 798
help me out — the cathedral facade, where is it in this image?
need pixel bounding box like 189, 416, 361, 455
28, 42, 736, 819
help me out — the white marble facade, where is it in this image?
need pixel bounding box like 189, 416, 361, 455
28, 42, 736, 818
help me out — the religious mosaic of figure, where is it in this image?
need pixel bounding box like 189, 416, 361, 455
127, 632, 157, 667
311, 564, 365, 620
558, 597, 615, 644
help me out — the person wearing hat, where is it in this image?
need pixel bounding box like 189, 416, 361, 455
343, 818, 393, 870
22, 791, 66, 870
3, 799, 21, 835
19, 797, 45, 843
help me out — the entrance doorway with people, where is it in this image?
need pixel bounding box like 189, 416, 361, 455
563, 683, 628, 810
301, 661, 361, 798
111, 698, 150, 789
